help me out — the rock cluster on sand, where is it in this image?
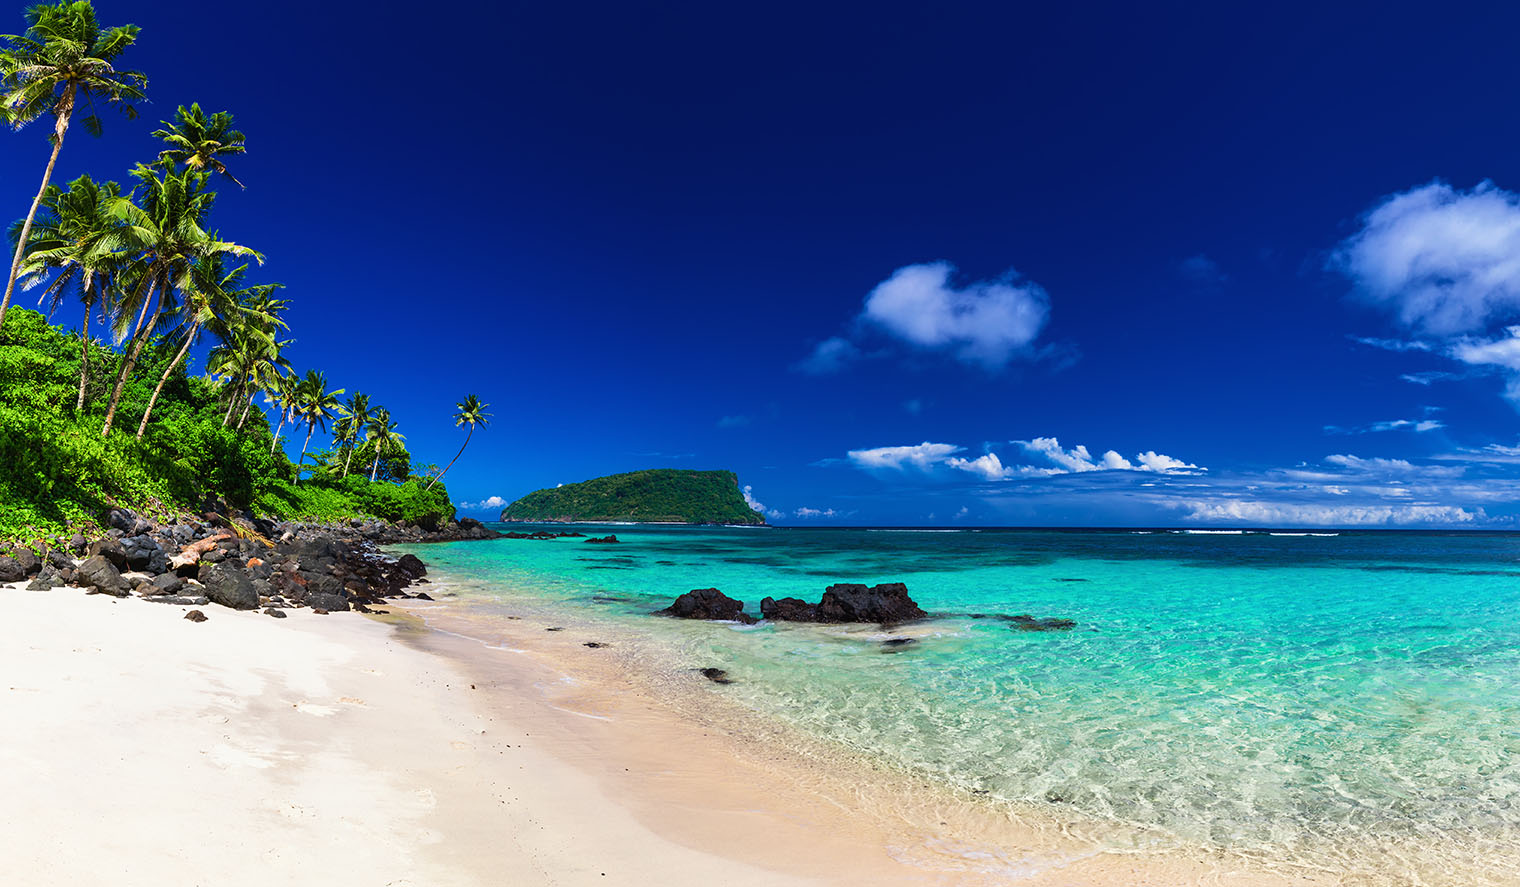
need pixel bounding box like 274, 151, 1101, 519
5, 504, 468, 618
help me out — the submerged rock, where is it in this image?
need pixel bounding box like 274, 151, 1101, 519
700, 667, 733, 684
660, 588, 756, 624
585, 535, 619, 544
1009, 614, 1077, 631
880, 637, 917, 651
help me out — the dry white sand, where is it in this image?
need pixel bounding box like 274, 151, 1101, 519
0, 584, 815, 886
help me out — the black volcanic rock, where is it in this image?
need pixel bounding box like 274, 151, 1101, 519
660, 588, 756, 624
761, 583, 927, 625
759, 596, 818, 621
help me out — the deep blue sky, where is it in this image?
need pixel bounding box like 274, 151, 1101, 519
8, 1, 1520, 526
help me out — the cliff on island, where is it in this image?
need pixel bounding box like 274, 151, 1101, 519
500, 469, 766, 525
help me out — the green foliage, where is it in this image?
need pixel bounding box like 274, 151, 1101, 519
501, 469, 765, 525
0, 308, 453, 540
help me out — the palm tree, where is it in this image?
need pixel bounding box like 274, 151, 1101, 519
365, 408, 403, 482
0, 1, 145, 330
10, 173, 125, 410
265, 371, 298, 454
99, 165, 259, 437
293, 370, 343, 481
334, 392, 370, 476
152, 103, 246, 188
426, 394, 489, 490
135, 260, 283, 437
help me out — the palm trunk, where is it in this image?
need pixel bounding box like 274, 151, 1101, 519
222, 384, 240, 426
0, 86, 74, 333
271, 410, 288, 455
136, 325, 196, 438
426, 425, 473, 490
101, 285, 163, 438
236, 391, 255, 430
342, 445, 353, 477
298, 423, 314, 483
75, 298, 91, 412
370, 449, 380, 482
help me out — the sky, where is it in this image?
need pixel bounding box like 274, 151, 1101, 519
8, 1, 1520, 527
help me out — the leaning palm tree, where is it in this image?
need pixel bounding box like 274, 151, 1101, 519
426, 394, 490, 490
9, 173, 125, 410
0, 1, 145, 330
334, 392, 371, 476
293, 370, 344, 481
136, 261, 283, 437
100, 165, 259, 437
265, 370, 298, 454
152, 103, 246, 188
365, 408, 403, 482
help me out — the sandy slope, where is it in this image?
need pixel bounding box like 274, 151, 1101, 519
0, 585, 813, 886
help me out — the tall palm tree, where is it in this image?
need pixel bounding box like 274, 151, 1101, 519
99, 165, 259, 437
293, 370, 343, 481
334, 392, 370, 476
265, 370, 298, 454
135, 261, 282, 437
152, 103, 246, 188
426, 394, 489, 490
365, 408, 403, 482
0, 1, 145, 330
10, 173, 125, 410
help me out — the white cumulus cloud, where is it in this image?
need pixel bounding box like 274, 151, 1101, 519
458, 495, 508, 510
794, 506, 839, 518
802, 262, 1053, 372
1333, 180, 1520, 335
848, 442, 964, 471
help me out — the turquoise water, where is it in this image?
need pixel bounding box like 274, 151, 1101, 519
403, 526, 1520, 881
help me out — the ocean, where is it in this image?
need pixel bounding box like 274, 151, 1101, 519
397, 526, 1520, 884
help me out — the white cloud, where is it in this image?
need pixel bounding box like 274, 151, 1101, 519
742, 485, 771, 516
945, 452, 1012, 480
1452, 325, 1520, 371
803, 262, 1054, 372
846, 436, 1203, 481
1333, 180, 1520, 335
797, 336, 861, 374
1325, 418, 1446, 434
793, 506, 839, 518
1324, 454, 1417, 473
1178, 500, 1480, 526
1351, 336, 1433, 352
1016, 437, 1203, 476
848, 442, 964, 471
457, 495, 508, 510
861, 262, 1049, 368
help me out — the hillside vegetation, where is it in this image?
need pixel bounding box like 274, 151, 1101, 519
501, 469, 766, 525
0, 308, 453, 540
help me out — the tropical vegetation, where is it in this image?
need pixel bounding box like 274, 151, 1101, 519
500, 469, 766, 525
0, 2, 487, 542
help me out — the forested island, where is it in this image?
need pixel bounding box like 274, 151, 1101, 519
500, 469, 767, 525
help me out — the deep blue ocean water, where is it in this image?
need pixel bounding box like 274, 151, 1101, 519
400, 526, 1520, 880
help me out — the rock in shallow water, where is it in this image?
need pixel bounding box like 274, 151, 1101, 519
1009, 615, 1077, 631
700, 667, 733, 684
760, 583, 927, 625
660, 588, 756, 624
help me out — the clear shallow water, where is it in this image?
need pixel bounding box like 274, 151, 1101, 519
401, 526, 1520, 881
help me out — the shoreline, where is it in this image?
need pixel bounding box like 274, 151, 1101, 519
389, 574, 1339, 886
3, 555, 1501, 886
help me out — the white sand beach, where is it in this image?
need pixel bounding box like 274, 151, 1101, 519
0, 583, 1336, 887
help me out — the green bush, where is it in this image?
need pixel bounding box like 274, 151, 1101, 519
0, 309, 453, 541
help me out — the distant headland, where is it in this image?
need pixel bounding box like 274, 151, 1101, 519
500, 469, 767, 526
